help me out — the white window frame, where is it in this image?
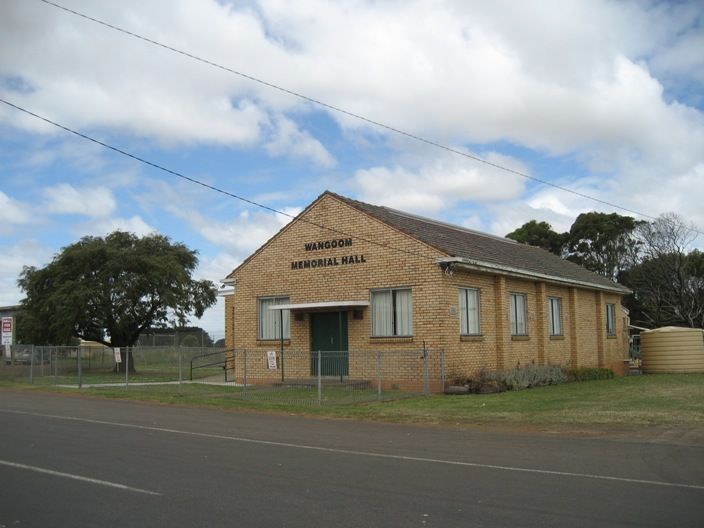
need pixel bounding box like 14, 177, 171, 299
371, 288, 413, 337
459, 287, 481, 335
606, 303, 616, 336
509, 293, 528, 336
548, 297, 563, 336
258, 296, 290, 340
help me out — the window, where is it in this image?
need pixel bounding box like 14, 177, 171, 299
258, 296, 290, 340
371, 288, 412, 336
509, 293, 528, 335
606, 303, 616, 336
459, 288, 480, 335
548, 297, 562, 336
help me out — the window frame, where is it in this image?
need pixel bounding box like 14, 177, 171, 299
459, 287, 481, 335
606, 303, 616, 336
548, 296, 563, 336
509, 292, 528, 336
371, 287, 413, 337
257, 295, 290, 340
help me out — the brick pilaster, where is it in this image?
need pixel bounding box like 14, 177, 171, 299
535, 282, 547, 366
569, 287, 579, 368
494, 276, 508, 369
595, 291, 605, 367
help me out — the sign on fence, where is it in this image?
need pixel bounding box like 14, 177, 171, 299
266, 350, 277, 370
113, 347, 122, 363
1, 317, 13, 346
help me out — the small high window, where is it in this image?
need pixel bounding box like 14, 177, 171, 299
548, 297, 562, 336
459, 288, 481, 335
510, 293, 528, 335
606, 303, 616, 336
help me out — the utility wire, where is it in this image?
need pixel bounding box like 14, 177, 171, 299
34, 0, 697, 229
0, 97, 443, 262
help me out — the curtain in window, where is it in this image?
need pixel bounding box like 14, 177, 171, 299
606, 304, 615, 334
460, 288, 479, 334
259, 297, 290, 339
549, 298, 562, 335
372, 290, 393, 336
393, 289, 412, 336
511, 294, 527, 335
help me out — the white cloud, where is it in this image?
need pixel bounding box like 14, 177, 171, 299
354, 151, 526, 213
265, 115, 336, 168
82, 215, 156, 237
196, 207, 300, 255
43, 183, 116, 218
0, 191, 32, 232
0, 239, 53, 307
0, 0, 703, 252
2, 1, 699, 165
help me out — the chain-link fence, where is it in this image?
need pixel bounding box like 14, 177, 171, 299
0, 344, 229, 387
225, 348, 445, 405
0, 344, 445, 405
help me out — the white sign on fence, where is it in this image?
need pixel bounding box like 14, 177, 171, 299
113, 347, 122, 363
266, 350, 277, 370
1, 317, 13, 346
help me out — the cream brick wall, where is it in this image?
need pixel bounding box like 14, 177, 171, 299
224, 193, 629, 385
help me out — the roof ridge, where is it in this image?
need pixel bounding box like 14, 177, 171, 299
327, 191, 517, 245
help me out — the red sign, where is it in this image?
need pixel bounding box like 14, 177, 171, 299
1, 317, 12, 346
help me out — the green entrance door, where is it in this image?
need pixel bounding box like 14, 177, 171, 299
310, 311, 349, 376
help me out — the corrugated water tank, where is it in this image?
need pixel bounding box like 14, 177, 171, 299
640, 326, 704, 373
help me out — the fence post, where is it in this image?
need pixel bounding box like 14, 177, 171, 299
40, 348, 44, 378
54, 348, 58, 382
125, 347, 129, 388
376, 350, 382, 401
29, 345, 34, 384
243, 350, 247, 399
77, 346, 82, 389
317, 349, 322, 406
178, 346, 183, 391
422, 343, 429, 397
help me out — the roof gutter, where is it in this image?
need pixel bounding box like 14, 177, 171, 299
437, 257, 631, 295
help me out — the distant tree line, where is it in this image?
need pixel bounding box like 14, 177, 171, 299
506, 212, 704, 329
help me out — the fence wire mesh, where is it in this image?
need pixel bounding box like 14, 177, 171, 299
1, 345, 444, 405
0, 345, 229, 387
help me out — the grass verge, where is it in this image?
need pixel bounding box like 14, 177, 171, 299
1, 374, 703, 431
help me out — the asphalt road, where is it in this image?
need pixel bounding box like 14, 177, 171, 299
0, 391, 702, 527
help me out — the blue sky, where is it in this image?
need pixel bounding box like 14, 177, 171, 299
1, 0, 703, 339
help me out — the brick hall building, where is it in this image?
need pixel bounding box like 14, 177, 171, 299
223, 191, 630, 390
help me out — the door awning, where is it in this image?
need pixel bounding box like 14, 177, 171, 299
268, 301, 369, 312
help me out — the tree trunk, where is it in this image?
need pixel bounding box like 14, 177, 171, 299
113, 348, 137, 373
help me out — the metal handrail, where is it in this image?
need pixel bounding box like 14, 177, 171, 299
189, 349, 230, 380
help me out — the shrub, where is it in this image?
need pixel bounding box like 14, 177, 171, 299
458, 364, 568, 393
567, 368, 614, 382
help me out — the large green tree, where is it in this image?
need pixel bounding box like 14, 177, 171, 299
505, 220, 567, 256
566, 212, 642, 280
18, 231, 217, 371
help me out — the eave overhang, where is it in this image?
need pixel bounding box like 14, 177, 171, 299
437, 257, 632, 295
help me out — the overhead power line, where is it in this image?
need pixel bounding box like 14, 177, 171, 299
0, 98, 444, 263
33, 0, 699, 230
